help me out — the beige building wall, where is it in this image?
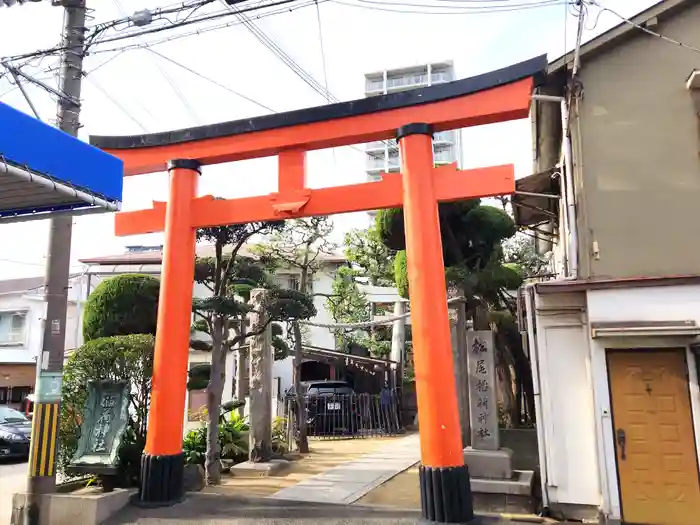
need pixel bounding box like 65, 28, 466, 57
572, 2, 700, 279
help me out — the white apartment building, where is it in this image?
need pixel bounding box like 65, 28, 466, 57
363, 61, 462, 220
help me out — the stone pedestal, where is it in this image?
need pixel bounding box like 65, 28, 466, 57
463, 446, 513, 480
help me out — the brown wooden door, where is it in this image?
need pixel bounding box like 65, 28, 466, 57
608, 349, 700, 525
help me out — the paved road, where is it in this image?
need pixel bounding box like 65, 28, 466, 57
0, 460, 27, 525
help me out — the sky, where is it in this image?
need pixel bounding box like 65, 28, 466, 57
0, 0, 658, 278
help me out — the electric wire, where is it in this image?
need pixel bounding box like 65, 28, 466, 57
145, 48, 276, 112
315, 0, 330, 103
3, 0, 572, 63
84, 0, 322, 56
331, 0, 566, 15
110, 0, 202, 124
585, 0, 700, 55
2, 0, 310, 63
84, 75, 150, 132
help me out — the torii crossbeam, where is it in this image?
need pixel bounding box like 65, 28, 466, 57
90, 54, 546, 523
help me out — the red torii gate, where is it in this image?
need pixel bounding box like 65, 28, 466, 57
91, 55, 546, 523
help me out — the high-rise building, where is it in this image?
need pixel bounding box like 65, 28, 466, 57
363, 61, 461, 191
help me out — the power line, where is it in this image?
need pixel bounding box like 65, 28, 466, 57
586, 0, 700, 55
145, 48, 276, 112
2, 0, 310, 62
84, 74, 149, 132
86, 0, 321, 56
110, 0, 201, 125
330, 0, 566, 15
220, 0, 338, 103
315, 0, 330, 103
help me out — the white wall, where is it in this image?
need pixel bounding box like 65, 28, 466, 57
587, 284, 700, 325
528, 290, 601, 510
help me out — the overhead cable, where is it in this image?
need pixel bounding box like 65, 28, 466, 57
586, 0, 700, 55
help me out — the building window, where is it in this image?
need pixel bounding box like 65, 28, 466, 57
0, 312, 26, 345
9, 386, 31, 404
0, 387, 7, 404
273, 275, 300, 291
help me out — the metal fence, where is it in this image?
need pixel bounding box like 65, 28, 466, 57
282, 390, 403, 449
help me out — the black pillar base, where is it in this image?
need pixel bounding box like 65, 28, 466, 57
134, 453, 185, 508
419, 464, 475, 524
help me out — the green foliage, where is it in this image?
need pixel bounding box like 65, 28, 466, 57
264, 287, 316, 322
375, 207, 405, 252
183, 414, 249, 466
253, 217, 335, 275
183, 426, 207, 465
272, 336, 290, 360
327, 265, 369, 325
187, 363, 211, 391
82, 274, 160, 342
343, 226, 395, 286
271, 417, 289, 455
191, 255, 314, 358
502, 234, 551, 278
59, 334, 155, 485
394, 250, 409, 299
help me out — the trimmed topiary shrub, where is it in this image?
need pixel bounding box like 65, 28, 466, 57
83, 274, 160, 342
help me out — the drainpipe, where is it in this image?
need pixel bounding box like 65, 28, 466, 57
531, 94, 578, 279
524, 282, 551, 512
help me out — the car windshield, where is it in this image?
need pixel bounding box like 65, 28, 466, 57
0, 406, 28, 424
307, 383, 353, 395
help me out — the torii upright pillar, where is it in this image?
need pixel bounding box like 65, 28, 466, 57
90, 53, 546, 523
398, 124, 470, 521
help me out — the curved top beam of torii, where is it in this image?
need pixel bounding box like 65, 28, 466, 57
90, 55, 547, 177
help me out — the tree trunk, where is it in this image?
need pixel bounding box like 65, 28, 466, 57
249, 288, 273, 462
292, 320, 309, 453
205, 316, 225, 485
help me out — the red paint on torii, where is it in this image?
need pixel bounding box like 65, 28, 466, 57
90, 55, 546, 519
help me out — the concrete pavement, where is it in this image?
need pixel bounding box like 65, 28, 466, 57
104, 493, 549, 524
0, 460, 28, 525
269, 433, 421, 505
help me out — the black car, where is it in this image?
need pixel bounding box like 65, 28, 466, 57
288, 381, 360, 436
0, 405, 31, 459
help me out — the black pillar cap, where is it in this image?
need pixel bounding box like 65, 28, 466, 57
167, 159, 202, 173
396, 123, 434, 142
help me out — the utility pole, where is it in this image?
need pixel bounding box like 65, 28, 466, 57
16, 1, 87, 523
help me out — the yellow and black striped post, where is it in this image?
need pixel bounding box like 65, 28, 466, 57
28, 402, 60, 479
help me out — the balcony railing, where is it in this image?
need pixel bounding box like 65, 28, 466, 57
431, 70, 453, 83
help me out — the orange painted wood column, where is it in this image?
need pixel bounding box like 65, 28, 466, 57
398, 124, 474, 523
139, 159, 199, 506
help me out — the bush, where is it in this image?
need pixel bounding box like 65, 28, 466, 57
271, 417, 289, 455
183, 413, 249, 466
58, 334, 154, 485
82, 274, 160, 341
394, 250, 409, 298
